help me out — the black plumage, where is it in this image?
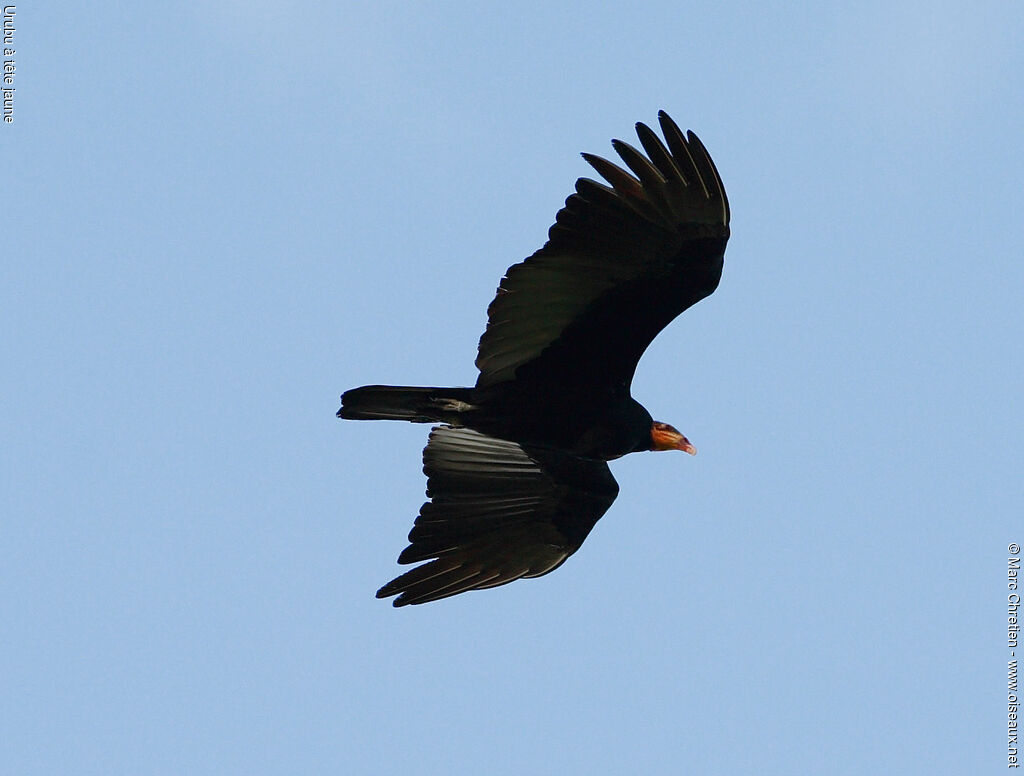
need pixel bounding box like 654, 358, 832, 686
338, 111, 730, 606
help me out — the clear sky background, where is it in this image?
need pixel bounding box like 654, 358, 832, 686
5, 2, 1023, 774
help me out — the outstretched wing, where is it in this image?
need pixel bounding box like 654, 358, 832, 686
376, 426, 619, 606
475, 111, 730, 393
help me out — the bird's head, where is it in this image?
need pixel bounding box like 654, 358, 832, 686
650, 421, 696, 455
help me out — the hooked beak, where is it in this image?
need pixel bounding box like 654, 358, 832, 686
650, 422, 697, 455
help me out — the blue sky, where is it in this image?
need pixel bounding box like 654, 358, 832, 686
6, 2, 1023, 774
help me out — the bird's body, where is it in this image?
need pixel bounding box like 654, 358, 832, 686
338, 112, 730, 606
341, 381, 655, 459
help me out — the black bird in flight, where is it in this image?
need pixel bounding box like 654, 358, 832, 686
338, 111, 730, 606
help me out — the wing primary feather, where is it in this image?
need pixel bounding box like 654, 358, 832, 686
580, 153, 662, 223
634, 121, 686, 183
397, 570, 505, 606
610, 139, 676, 224
611, 138, 667, 186
657, 111, 710, 199
580, 151, 643, 196
572, 178, 642, 222
388, 564, 487, 605
686, 130, 731, 225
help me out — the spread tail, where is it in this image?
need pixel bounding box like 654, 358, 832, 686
337, 385, 477, 423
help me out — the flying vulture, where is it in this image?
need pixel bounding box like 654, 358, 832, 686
338, 111, 730, 606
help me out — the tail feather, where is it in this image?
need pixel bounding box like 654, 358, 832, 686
337, 385, 476, 423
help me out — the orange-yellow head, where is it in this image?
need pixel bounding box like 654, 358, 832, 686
650, 421, 696, 455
